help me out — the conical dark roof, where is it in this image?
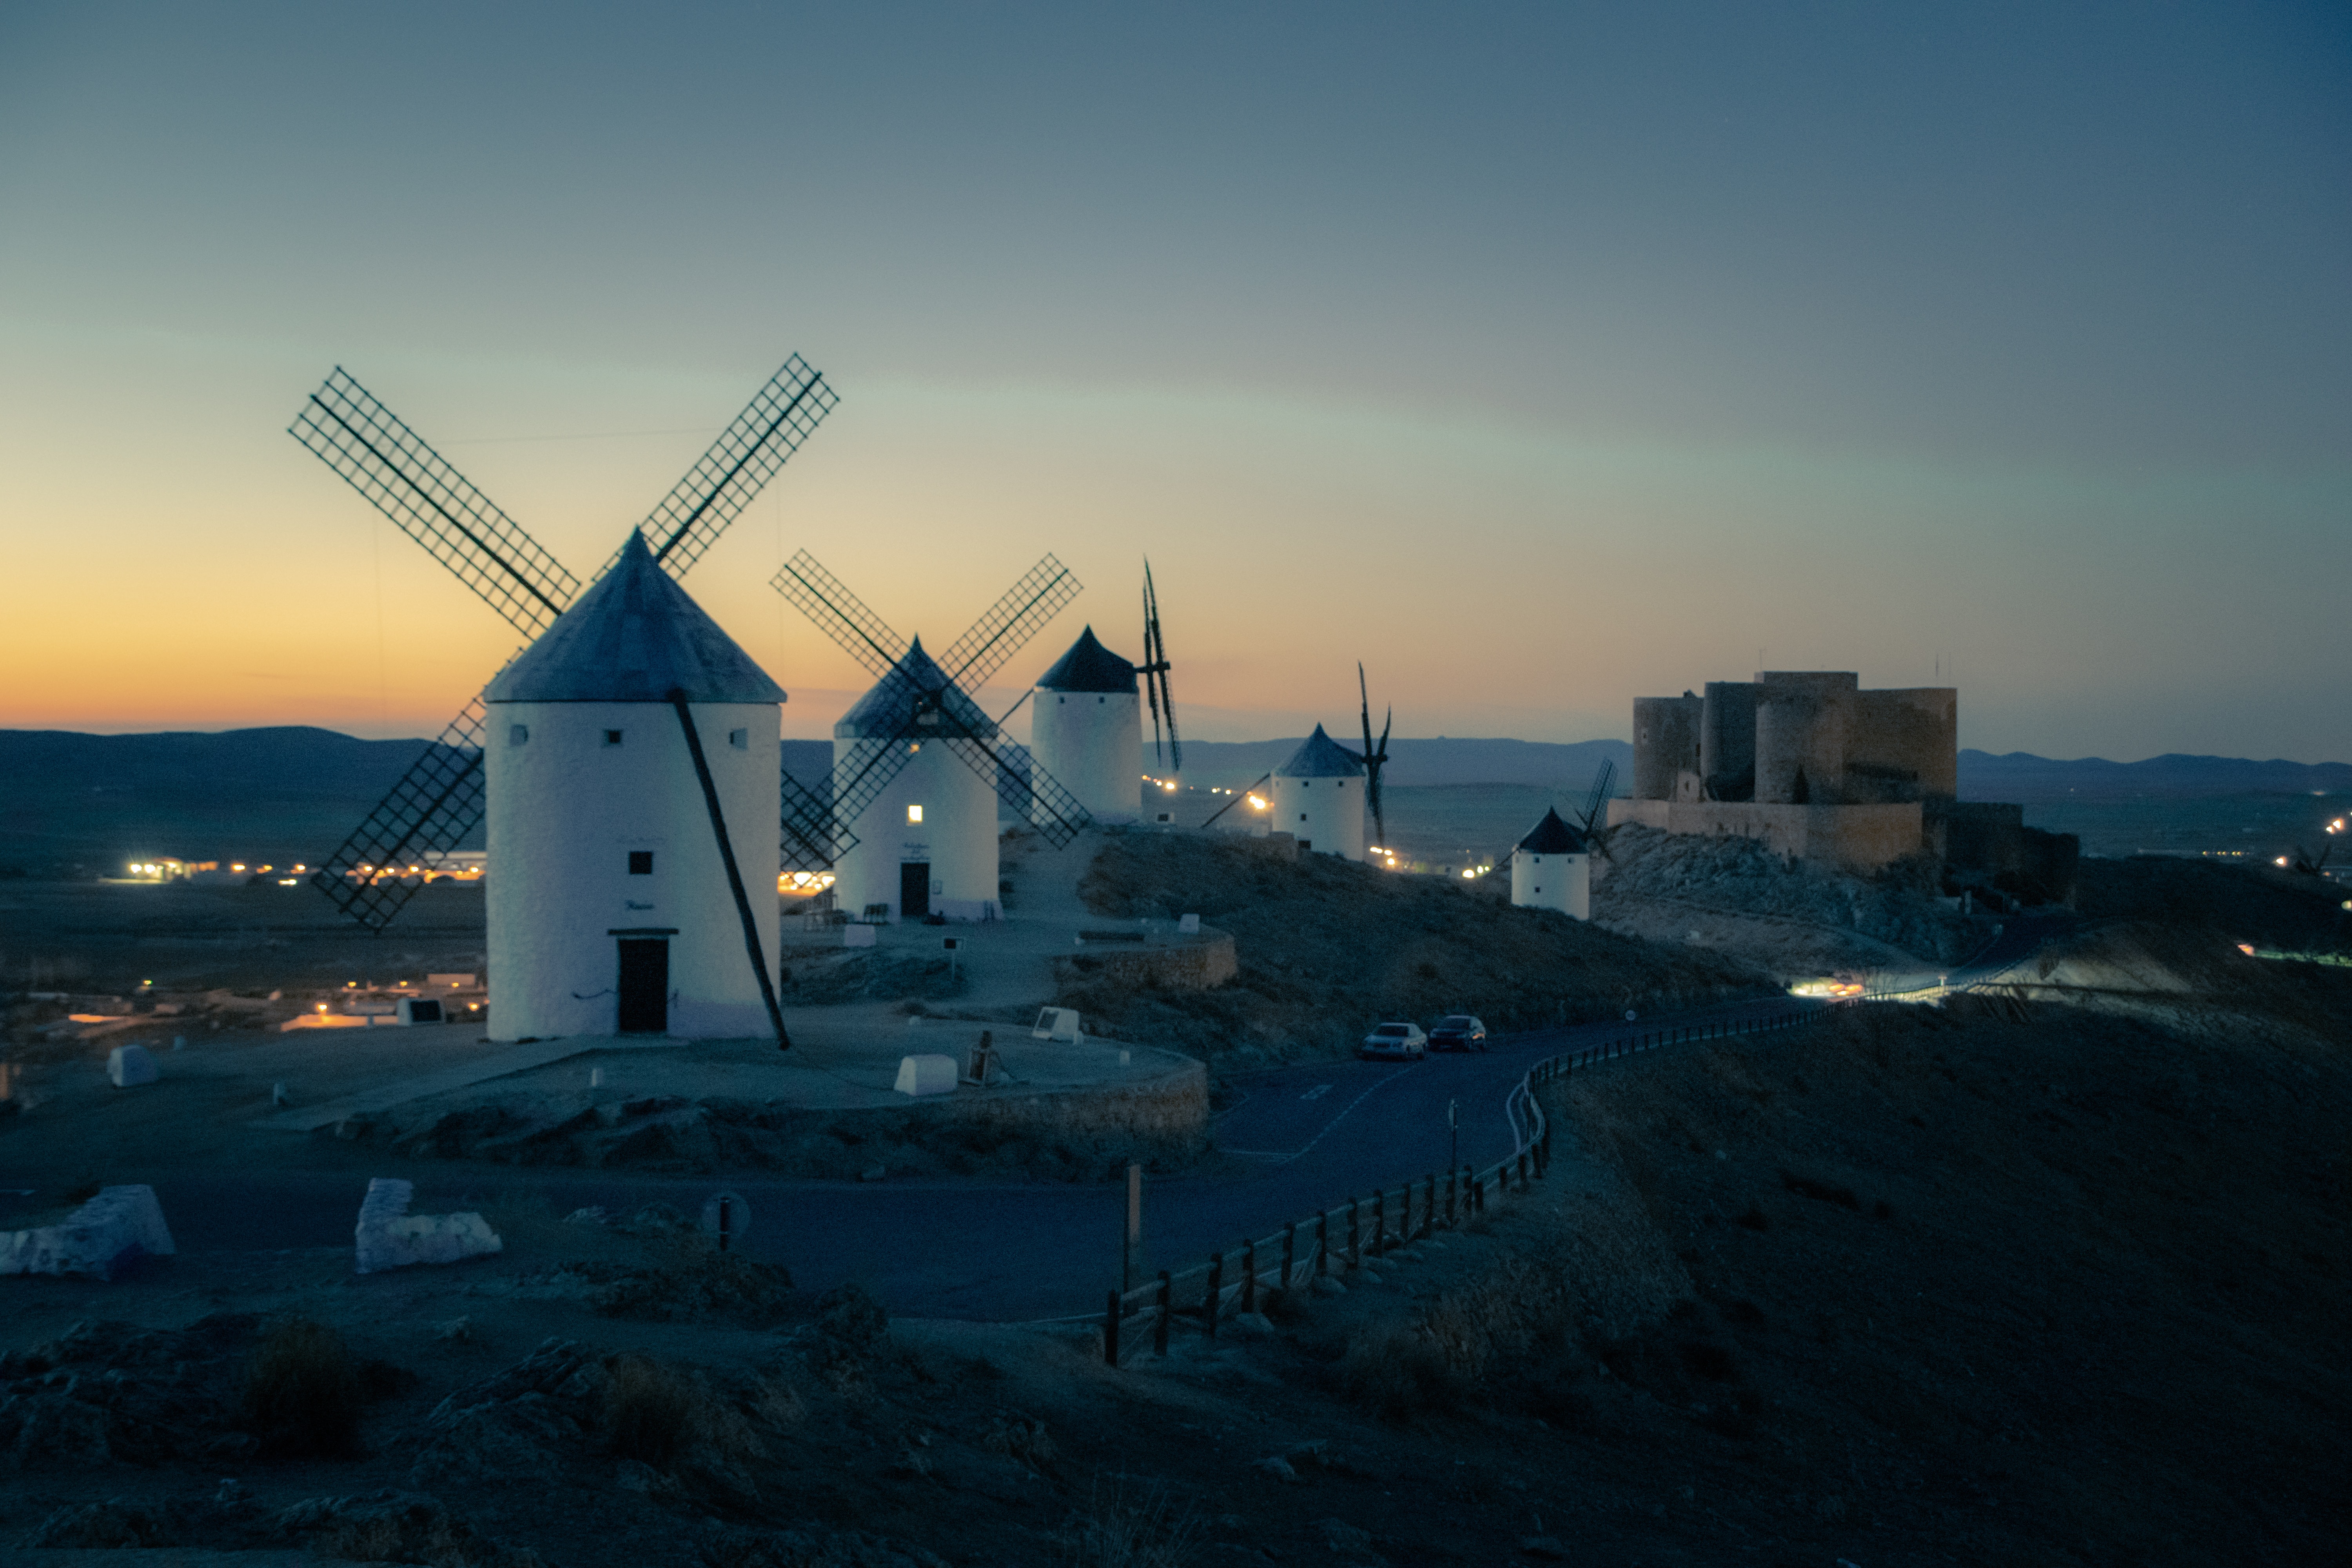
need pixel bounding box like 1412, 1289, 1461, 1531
485, 532, 786, 705
835, 637, 997, 740
1036, 626, 1137, 694
1275, 724, 1365, 779
1516, 806, 1587, 855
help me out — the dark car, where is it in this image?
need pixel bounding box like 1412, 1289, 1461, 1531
1427, 1014, 1489, 1052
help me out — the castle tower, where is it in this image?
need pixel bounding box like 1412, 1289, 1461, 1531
483, 533, 785, 1041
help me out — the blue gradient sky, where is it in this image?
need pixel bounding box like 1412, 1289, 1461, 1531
2, 3, 2345, 760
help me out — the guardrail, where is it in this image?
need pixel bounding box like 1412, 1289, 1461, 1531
1102, 1002, 1833, 1363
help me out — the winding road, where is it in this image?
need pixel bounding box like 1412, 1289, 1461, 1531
5, 995, 1818, 1322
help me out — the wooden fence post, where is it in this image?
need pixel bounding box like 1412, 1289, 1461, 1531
1205, 1253, 1223, 1338
1347, 1198, 1360, 1270
1243, 1238, 1258, 1315
1154, 1271, 1171, 1356
1372, 1190, 1386, 1257
1423, 1173, 1437, 1237
1446, 1169, 1457, 1226
1517, 1151, 1529, 1186
1105, 1288, 1120, 1367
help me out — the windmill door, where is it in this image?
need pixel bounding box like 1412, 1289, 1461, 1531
616, 938, 669, 1033
899, 862, 931, 922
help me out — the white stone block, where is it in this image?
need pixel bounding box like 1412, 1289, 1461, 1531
106, 1044, 159, 1088
1178, 913, 1201, 934
353, 1177, 504, 1275
893, 1054, 958, 1097
843, 923, 877, 949
1031, 1006, 1082, 1042
0, 1185, 175, 1280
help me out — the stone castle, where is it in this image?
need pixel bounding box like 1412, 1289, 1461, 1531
1610, 670, 2076, 903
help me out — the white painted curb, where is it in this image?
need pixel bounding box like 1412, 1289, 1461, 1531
0, 1185, 176, 1280
353, 1177, 503, 1275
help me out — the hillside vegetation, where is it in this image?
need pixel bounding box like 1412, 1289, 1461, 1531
1056, 833, 1771, 1067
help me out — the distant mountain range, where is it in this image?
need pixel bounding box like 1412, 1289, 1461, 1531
2, 726, 2343, 874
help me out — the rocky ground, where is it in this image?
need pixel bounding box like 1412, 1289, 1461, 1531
5, 858, 2341, 1565
1056, 833, 1774, 1067
1590, 824, 1999, 979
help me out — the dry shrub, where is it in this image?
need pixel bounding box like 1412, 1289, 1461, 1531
600, 1355, 766, 1470
1780, 1171, 1861, 1209
982, 1412, 1059, 1473
242, 1317, 365, 1458
1065, 1481, 1201, 1568
602, 1356, 699, 1468
1339, 1325, 1463, 1420
323, 1513, 544, 1567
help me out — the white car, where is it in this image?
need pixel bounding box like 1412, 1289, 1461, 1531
1358, 1021, 1428, 1061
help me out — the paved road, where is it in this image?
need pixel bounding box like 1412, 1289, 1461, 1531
1, 993, 1819, 1322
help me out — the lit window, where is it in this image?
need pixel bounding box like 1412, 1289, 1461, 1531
604, 730, 623, 746
628, 851, 654, 875
907, 804, 924, 824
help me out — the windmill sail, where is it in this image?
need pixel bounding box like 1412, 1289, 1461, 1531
773, 554, 1095, 858
292, 360, 835, 929
1140, 559, 1181, 771
1358, 662, 1392, 849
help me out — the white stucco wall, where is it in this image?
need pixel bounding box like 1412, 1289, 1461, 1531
1270, 773, 1365, 860
831, 738, 1000, 921
1030, 688, 1142, 827
485, 699, 780, 1040
1511, 849, 1590, 920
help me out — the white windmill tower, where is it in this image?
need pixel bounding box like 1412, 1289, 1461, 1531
1272, 725, 1367, 859
484, 533, 789, 1042
1508, 806, 1590, 920
769, 552, 1097, 923
1029, 626, 1142, 827
833, 639, 1005, 921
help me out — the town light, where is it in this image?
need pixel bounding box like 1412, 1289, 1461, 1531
907, 804, 924, 824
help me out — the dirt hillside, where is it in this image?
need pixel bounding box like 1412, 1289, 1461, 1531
1058, 832, 1774, 1067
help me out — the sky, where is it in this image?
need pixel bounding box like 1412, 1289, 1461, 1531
1, 2, 2345, 763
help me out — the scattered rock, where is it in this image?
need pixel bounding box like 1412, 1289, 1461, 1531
860, 1164, 888, 1182
18, 1499, 171, 1548
1251, 1454, 1300, 1483
563, 1206, 610, 1225
0, 1312, 259, 1469
1224, 1311, 1275, 1340
1519, 1536, 1570, 1560
437, 1315, 479, 1343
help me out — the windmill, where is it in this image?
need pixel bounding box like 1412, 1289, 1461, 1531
769, 551, 1098, 886
1356, 661, 1393, 851
1138, 559, 1181, 774
288, 358, 836, 930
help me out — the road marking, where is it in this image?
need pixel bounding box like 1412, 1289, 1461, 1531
1299, 1084, 1332, 1102
1287, 1068, 1410, 1162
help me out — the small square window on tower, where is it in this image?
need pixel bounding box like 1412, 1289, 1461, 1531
907, 804, 924, 824
628, 851, 654, 875
604, 730, 624, 747
508, 724, 529, 746
729, 728, 749, 750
